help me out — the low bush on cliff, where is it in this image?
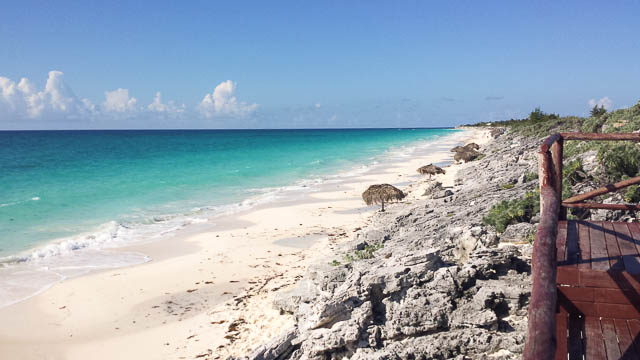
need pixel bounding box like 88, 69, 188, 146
625, 185, 640, 203
482, 191, 540, 233
597, 143, 640, 180
471, 100, 640, 140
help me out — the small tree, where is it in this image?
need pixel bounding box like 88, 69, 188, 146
529, 107, 559, 122
590, 105, 607, 117
529, 107, 544, 122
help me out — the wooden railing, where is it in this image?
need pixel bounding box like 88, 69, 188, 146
523, 132, 640, 360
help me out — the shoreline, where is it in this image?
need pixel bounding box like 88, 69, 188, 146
0, 129, 461, 309
0, 128, 488, 360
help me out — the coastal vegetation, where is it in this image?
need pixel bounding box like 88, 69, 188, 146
473, 100, 640, 139
625, 185, 640, 203
478, 100, 640, 233
499, 183, 515, 190
523, 172, 538, 182
329, 243, 384, 266
482, 190, 540, 233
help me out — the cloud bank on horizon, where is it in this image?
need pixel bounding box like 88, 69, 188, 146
0, 70, 257, 124
0, 71, 618, 129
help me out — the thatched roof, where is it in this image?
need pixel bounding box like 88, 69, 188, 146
450, 143, 479, 153
454, 149, 480, 163
362, 184, 405, 206
464, 142, 480, 151
417, 164, 446, 176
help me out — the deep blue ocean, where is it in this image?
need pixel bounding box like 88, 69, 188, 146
0, 128, 455, 261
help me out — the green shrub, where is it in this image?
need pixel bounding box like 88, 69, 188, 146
625, 185, 640, 203
482, 191, 540, 233
524, 172, 538, 182
581, 115, 606, 133
564, 159, 587, 185
343, 243, 383, 263
590, 105, 607, 117
500, 183, 515, 190
468, 101, 640, 138
329, 259, 342, 266
355, 243, 383, 259
526, 232, 536, 244
598, 143, 640, 180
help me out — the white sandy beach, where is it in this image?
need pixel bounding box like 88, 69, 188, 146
0, 128, 490, 360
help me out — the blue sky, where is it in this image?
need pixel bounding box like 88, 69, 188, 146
1, 1, 639, 129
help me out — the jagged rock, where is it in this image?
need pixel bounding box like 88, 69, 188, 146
500, 222, 536, 243
246, 131, 539, 360
490, 128, 506, 138
422, 181, 443, 196
432, 189, 454, 199
578, 150, 599, 174
248, 328, 298, 360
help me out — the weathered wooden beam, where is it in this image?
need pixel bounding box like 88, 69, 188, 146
551, 139, 565, 220
539, 148, 555, 191
540, 133, 563, 153
563, 176, 640, 204
523, 184, 560, 360
562, 202, 640, 211
560, 132, 640, 141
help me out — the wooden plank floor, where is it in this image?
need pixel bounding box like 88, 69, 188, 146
555, 221, 640, 359
555, 314, 640, 359
557, 221, 640, 292
557, 221, 640, 273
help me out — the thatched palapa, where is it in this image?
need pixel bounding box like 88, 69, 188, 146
451, 142, 482, 163
417, 164, 445, 179
362, 184, 405, 212
454, 149, 480, 163
450, 143, 479, 153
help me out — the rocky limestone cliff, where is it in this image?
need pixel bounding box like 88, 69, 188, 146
242, 130, 543, 360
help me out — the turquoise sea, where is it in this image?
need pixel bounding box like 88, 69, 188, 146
0, 128, 456, 305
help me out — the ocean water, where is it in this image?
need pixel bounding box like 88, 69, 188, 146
0, 128, 456, 305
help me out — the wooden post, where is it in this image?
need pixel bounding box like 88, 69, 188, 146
523, 183, 559, 360
524, 144, 561, 360
551, 138, 565, 220
539, 148, 555, 194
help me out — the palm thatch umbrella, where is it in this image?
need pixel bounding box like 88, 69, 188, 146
454, 149, 480, 163
417, 164, 446, 179
450, 143, 479, 153
464, 142, 480, 151
362, 184, 405, 212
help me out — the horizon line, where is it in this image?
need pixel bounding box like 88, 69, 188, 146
0, 126, 459, 132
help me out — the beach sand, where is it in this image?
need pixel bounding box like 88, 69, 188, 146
0, 128, 490, 360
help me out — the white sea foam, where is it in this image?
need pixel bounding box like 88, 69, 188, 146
0, 196, 41, 208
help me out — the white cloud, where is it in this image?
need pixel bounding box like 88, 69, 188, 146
199, 80, 257, 118
315, 103, 321, 108
103, 88, 137, 112
147, 92, 185, 114
1, 72, 260, 128
588, 96, 612, 109
0, 71, 94, 119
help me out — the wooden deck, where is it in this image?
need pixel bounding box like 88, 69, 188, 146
556, 220, 640, 359
523, 132, 640, 360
